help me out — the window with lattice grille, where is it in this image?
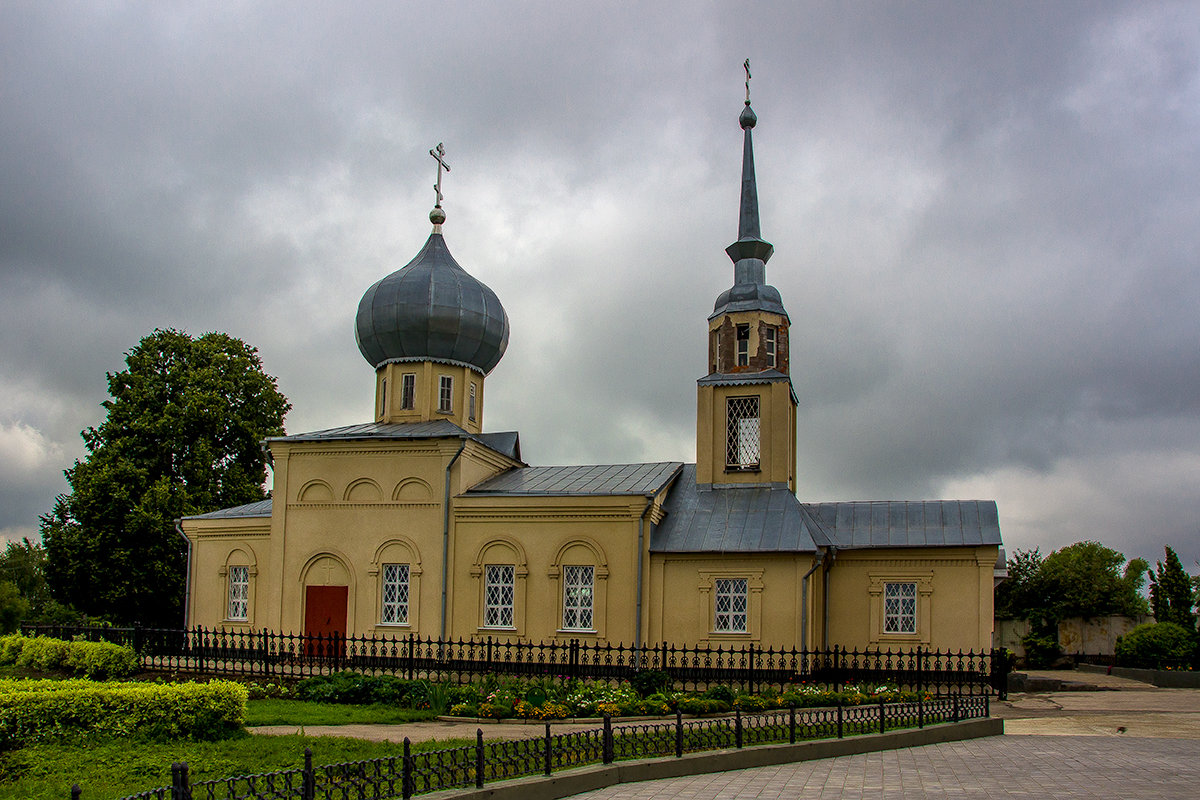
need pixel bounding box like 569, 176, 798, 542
561, 565, 594, 631
227, 565, 249, 621
883, 582, 917, 633
381, 563, 410, 625
484, 564, 515, 627
726, 396, 760, 468
400, 373, 416, 409
714, 578, 748, 632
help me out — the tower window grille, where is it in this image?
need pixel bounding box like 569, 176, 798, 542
883, 582, 917, 633
714, 577, 748, 632
484, 564, 515, 627
726, 396, 760, 469
562, 565, 594, 631
381, 563, 410, 625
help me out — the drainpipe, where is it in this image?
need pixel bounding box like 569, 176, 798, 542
175, 519, 192, 628
635, 497, 654, 649
822, 546, 838, 649
799, 547, 826, 651
440, 439, 467, 639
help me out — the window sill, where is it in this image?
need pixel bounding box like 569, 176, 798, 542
557, 629, 597, 635
479, 626, 517, 632
724, 466, 760, 473
377, 622, 410, 628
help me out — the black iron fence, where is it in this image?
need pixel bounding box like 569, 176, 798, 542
22, 624, 1009, 696
89, 696, 989, 800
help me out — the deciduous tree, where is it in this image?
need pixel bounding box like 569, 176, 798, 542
40, 329, 289, 626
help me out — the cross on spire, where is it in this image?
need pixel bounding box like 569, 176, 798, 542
430, 142, 451, 208
744, 58, 751, 105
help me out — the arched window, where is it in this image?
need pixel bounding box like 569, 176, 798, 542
471, 538, 528, 635
548, 539, 609, 639
370, 538, 423, 632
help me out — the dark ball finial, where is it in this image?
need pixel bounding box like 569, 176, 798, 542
739, 104, 757, 130
430, 206, 446, 225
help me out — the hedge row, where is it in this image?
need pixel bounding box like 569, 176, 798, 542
0, 678, 247, 748
0, 633, 139, 679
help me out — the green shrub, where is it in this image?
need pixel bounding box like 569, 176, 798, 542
678, 697, 724, 715
1020, 632, 1062, 668
630, 669, 672, 698
733, 694, 769, 711
0, 678, 247, 748
294, 672, 425, 706
1115, 622, 1196, 669
15, 636, 70, 672
62, 640, 139, 680
702, 684, 735, 704
0, 633, 26, 665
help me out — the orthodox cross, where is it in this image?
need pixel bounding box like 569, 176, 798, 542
430, 142, 451, 208
744, 58, 752, 105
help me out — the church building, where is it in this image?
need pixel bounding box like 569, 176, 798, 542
181, 81, 1003, 653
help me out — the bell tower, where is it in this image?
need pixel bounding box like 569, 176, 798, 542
696, 62, 797, 489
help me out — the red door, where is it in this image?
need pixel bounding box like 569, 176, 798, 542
304, 585, 348, 658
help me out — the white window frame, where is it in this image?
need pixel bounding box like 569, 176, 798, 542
725, 396, 761, 469
883, 581, 917, 634
735, 323, 750, 366
561, 565, 595, 631
713, 577, 748, 632
438, 375, 453, 413
764, 327, 777, 368
400, 373, 416, 410
380, 563, 410, 625
469, 382, 477, 422
227, 565, 249, 621
484, 564, 515, 628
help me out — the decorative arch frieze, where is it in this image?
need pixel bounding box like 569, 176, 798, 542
392, 477, 434, 501
297, 479, 335, 502
344, 478, 384, 502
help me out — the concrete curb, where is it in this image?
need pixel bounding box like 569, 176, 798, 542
420, 718, 1002, 800
1077, 663, 1200, 689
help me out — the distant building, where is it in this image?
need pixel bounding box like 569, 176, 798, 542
182, 87, 1002, 652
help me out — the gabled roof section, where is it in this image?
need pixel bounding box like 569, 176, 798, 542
465, 462, 682, 497
804, 500, 1002, 548
652, 465, 826, 553
265, 420, 522, 462
184, 498, 273, 520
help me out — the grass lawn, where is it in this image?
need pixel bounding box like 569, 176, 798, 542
0, 733, 468, 800
245, 698, 439, 726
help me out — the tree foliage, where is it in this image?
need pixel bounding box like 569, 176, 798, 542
996, 541, 1149, 625
40, 329, 290, 626
1148, 546, 1196, 632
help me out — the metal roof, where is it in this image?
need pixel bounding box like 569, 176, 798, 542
355, 232, 510, 375
651, 465, 825, 553
265, 420, 522, 462
465, 462, 683, 497
185, 498, 273, 520
803, 500, 1002, 548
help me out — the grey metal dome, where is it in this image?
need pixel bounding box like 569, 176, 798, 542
355, 232, 510, 374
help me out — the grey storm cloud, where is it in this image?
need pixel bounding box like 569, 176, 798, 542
2, 1, 1199, 569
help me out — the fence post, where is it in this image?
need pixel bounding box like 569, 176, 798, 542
303, 747, 315, 800
734, 709, 743, 749
985, 693, 990, 718
71, 785, 81, 800
748, 643, 756, 695
406, 634, 414, 681
837, 703, 843, 739
475, 729, 485, 788
402, 738, 414, 799
675, 710, 683, 758
789, 703, 796, 744
918, 696, 924, 729
953, 694, 960, 723
171, 762, 190, 800
602, 714, 614, 764
543, 723, 552, 776
879, 699, 886, 734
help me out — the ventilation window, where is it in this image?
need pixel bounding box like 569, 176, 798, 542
401, 373, 416, 410
736, 324, 750, 366
726, 396, 760, 469
469, 382, 477, 422
764, 327, 776, 369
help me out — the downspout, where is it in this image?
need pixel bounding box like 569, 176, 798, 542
799, 547, 826, 651
635, 497, 654, 649
440, 439, 467, 639
175, 519, 192, 628
822, 546, 838, 649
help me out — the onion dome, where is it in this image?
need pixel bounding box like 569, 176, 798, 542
355, 210, 510, 375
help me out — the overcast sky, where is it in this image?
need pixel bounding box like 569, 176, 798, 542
2, 1, 1198, 571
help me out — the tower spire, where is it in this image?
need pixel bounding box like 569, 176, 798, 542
726, 60, 773, 268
